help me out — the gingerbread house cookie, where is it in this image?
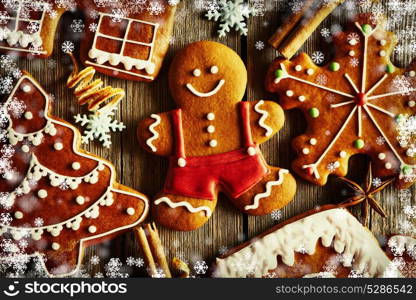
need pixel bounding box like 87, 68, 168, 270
265, 14, 416, 188
0, 0, 65, 57
79, 0, 177, 82
0, 73, 149, 276
213, 205, 400, 278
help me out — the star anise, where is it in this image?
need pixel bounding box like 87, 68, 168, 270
339, 162, 394, 227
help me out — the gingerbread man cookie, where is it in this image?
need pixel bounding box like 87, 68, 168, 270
137, 41, 296, 231
213, 205, 398, 278
0, 73, 149, 277
79, 0, 177, 82
0, 0, 65, 57
265, 14, 416, 188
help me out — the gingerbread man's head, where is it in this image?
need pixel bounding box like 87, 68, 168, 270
168, 41, 247, 109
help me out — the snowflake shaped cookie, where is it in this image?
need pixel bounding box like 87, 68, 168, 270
205, 0, 254, 37
266, 14, 416, 188
74, 110, 125, 148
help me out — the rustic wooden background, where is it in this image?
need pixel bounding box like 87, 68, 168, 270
10, 0, 416, 277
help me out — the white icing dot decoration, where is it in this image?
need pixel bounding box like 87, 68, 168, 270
306, 68, 314, 75
207, 125, 215, 133
309, 138, 317, 145
379, 50, 386, 57
210, 65, 219, 74
178, 158, 186, 167
22, 85, 31, 93
51, 242, 60, 250
38, 189, 47, 199
385, 162, 392, 169
54, 142, 63, 151
295, 65, 302, 71
22, 145, 30, 153
339, 151, 347, 158
14, 211, 23, 219
334, 161, 340, 168
302, 148, 310, 155
348, 50, 355, 56
88, 225, 97, 233
380, 39, 386, 46
247, 146, 256, 156
76, 196, 85, 205
406, 149, 414, 157
126, 207, 135, 216
408, 100, 415, 108
72, 162, 81, 170
206, 113, 215, 121
209, 139, 218, 147
378, 153, 386, 160
298, 95, 306, 102
286, 90, 294, 97
24, 111, 33, 120
409, 70, 416, 77
193, 69, 201, 77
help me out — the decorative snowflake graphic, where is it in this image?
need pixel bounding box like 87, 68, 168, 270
27, 22, 40, 34
311, 51, 325, 64
147, 1, 165, 15
89, 23, 98, 32
218, 245, 228, 255
33, 217, 44, 227
350, 57, 360, 67
90, 255, 100, 265
347, 32, 360, 45
270, 209, 281, 221
321, 27, 331, 38
193, 260, 208, 274
399, 261, 416, 278
61, 41, 74, 53
206, 0, 255, 37
315, 73, 328, 86
70, 19, 85, 33
372, 177, 382, 187
0, 212, 12, 225
74, 109, 126, 148
255, 40, 264, 51
110, 9, 125, 23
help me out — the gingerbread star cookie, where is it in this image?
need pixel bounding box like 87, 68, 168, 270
137, 41, 296, 231
266, 14, 416, 188
0, 73, 149, 277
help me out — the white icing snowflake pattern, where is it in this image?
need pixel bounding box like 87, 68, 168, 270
74, 110, 126, 148
206, 0, 255, 38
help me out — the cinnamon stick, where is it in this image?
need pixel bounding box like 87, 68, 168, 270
146, 223, 172, 278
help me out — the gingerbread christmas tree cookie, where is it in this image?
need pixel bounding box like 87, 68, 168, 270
0, 73, 149, 276
266, 14, 416, 188
138, 41, 296, 231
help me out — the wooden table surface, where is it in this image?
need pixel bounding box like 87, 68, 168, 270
12, 0, 416, 277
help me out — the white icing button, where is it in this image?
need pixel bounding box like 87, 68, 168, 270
378, 153, 386, 160
295, 65, 302, 71
210, 65, 219, 74
348, 50, 355, 56
54, 143, 63, 151
409, 71, 416, 77
51, 242, 60, 251
76, 196, 85, 205
126, 207, 135, 216
406, 149, 414, 157
24, 111, 33, 120
22, 85, 31, 93
334, 161, 340, 168
286, 90, 294, 97
298, 95, 306, 102
22, 145, 30, 153
72, 162, 81, 170
177, 158, 186, 167
209, 140, 218, 147
408, 100, 415, 108
339, 151, 347, 158
348, 39, 357, 46
306, 68, 314, 75
38, 189, 48, 199
193, 69, 201, 77
247, 146, 256, 156
88, 225, 97, 233
206, 113, 215, 121
207, 125, 215, 133
385, 162, 392, 169
14, 211, 23, 219
309, 138, 317, 145
380, 39, 386, 46
379, 50, 386, 57
302, 148, 310, 155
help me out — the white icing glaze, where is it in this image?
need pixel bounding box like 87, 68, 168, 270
379, 50, 386, 57
207, 125, 215, 133
380, 39, 386, 46
186, 80, 225, 97
88, 225, 97, 233
206, 113, 215, 121
14, 211, 23, 219
193, 69, 201, 77
126, 207, 135, 215
303, 272, 336, 278
339, 151, 347, 158
210, 66, 219, 74
146, 114, 161, 152
76, 196, 85, 205
309, 138, 317, 145
38, 189, 48, 198
385, 162, 392, 169
286, 90, 294, 97
302, 148, 310, 155
388, 235, 416, 256
378, 153, 386, 160
177, 158, 186, 167
348, 50, 355, 56
154, 197, 212, 217
22, 145, 30, 153
245, 169, 288, 211
254, 100, 273, 137
72, 162, 81, 170
408, 100, 415, 108
24, 111, 33, 120
247, 146, 256, 156
306, 68, 314, 75
0, 28, 43, 49
209, 139, 218, 147
295, 65, 302, 71
298, 95, 306, 102
22, 85, 31, 93
214, 208, 395, 278
51, 242, 60, 251
409, 71, 415, 77
54, 142, 63, 151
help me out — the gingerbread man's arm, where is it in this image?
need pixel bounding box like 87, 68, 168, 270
137, 112, 174, 157
248, 100, 285, 145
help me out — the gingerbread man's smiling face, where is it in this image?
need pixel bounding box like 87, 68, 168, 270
168, 41, 247, 108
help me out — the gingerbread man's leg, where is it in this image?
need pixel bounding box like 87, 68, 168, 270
231, 166, 296, 215
152, 194, 217, 231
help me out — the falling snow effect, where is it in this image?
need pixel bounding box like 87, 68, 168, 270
311, 51, 325, 64
255, 40, 264, 51
270, 209, 281, 221
61, 41, 75, 53
193, 260, 208, 274
70, 19, 85, 33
